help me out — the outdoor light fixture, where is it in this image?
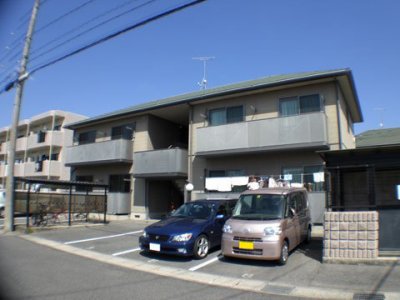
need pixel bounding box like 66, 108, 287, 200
185, 183, 194, 192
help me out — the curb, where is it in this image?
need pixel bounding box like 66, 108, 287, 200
18, 234, 397, 300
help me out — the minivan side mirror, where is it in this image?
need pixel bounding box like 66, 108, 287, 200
289, 208, 296, 217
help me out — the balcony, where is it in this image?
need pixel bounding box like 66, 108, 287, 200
27, 131, 63, 149
134, 148, 188, 178
65, 139, 133, 166
196, 112, 328, 156
24, 161, 61, 177
0, 137, 27, 155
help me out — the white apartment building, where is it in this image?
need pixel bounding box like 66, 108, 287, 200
0, 110, 87, 188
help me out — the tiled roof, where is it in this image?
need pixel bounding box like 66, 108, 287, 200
65, 68, 358, 129
356, 128, 400, 148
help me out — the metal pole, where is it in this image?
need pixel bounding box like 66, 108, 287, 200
4, 0, 40, 233
103, 187, 107, 224
68, 185, 72, 226
26, 183, 31, 230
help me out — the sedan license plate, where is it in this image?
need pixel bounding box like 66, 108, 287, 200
239, 241, 254, 250
149, 243, 161, 252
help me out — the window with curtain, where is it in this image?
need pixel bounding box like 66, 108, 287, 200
209, 106, 243, 126
279, 94, 321, 116
279, 97, 299, 116
299, 94, 321, 113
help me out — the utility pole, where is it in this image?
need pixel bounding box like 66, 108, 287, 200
4, 0, 40, 232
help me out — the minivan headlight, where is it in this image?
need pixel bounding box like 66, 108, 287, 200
222, 224, 232, 233
264, 225, 282, 236
172, 233, 193, 242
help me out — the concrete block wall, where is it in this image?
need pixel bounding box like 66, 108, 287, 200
323, 211, 379, 262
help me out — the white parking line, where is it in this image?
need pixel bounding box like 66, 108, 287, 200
64, 230, 143, 245
189, 256, 220, 271
112, 247, 141, 256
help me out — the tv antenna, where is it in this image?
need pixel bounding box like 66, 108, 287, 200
192, 56, 215, 90
374, 107, 385, 128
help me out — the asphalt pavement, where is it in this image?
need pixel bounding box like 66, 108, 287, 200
3, 220, 400, 300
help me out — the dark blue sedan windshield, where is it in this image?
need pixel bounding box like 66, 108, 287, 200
171, 202, 212, 219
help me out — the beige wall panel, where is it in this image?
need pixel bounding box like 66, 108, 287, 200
133, 116, 151, 152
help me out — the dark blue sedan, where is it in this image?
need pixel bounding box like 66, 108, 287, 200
139, 199, 237, 259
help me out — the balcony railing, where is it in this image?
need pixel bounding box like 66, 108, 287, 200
65, 139, 133, 166
196, 112, 328, 156
24, 161, 61, 177
27, 131, 63, 149
133, 148, 188, 178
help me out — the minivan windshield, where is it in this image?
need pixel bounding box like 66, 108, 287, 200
171, 202, 212, 219
232, 194, 285, 220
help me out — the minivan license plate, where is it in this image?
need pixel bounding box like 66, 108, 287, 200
149, 243, 160, 252
239, 241, 254, 250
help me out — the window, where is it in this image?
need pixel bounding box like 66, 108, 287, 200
279, 94, 321, 116
50, 153, 59, 161
37, 131, 46, 143
111, 124, 135, 140
209, 169, 245, 177
53, 124, 61, 131
282, 165, 324, 192
109, 174, 130, 193
75, 175, 93, 192
209, 106, 243, 126
77, 131, 96, 145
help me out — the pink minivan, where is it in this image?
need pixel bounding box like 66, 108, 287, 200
221, 187, 311, 265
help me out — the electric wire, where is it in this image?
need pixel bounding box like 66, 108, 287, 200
1, 0, 207, 94
30, 0, 157, 64
30, 0, 140, 57
34, 0, 97, 35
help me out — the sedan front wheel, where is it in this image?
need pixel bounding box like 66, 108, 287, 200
193, 234, 209, 259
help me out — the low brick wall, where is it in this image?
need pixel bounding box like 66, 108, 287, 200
323, 211, 379, 262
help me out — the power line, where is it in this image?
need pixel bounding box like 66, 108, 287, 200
35, 0, 98, 34
30, 0, 157, 64
30, 0, 141, 58
1, 0, 207, 95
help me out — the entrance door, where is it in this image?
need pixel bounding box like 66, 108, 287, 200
147, 180, 184, 219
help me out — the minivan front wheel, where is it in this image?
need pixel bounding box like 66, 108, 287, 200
278, 241, 289, 265
193, 234, 209, 259
305, 226, 312, 244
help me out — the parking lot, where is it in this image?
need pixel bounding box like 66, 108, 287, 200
18, 219, 400, 300
29, 220, 323, 282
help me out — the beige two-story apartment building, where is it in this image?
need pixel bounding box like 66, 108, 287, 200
0, 110, 87, 188
64, 69, 363, 220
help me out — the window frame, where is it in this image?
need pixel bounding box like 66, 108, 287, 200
279, 94, 322, 117
208, 105, 244, 126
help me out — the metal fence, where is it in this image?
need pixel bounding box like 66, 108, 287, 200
325, 166, 400, 211
15, 178, 108, 228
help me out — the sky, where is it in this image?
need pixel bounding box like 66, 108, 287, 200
0, 0, 400, 134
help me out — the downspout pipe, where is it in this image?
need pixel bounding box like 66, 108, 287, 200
335, 80, 343, 150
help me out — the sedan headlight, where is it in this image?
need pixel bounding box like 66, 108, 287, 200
172, 233, 193, 242
264, 225, 282, 236
222, 224, 232, 233
142, 230, 148, 238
